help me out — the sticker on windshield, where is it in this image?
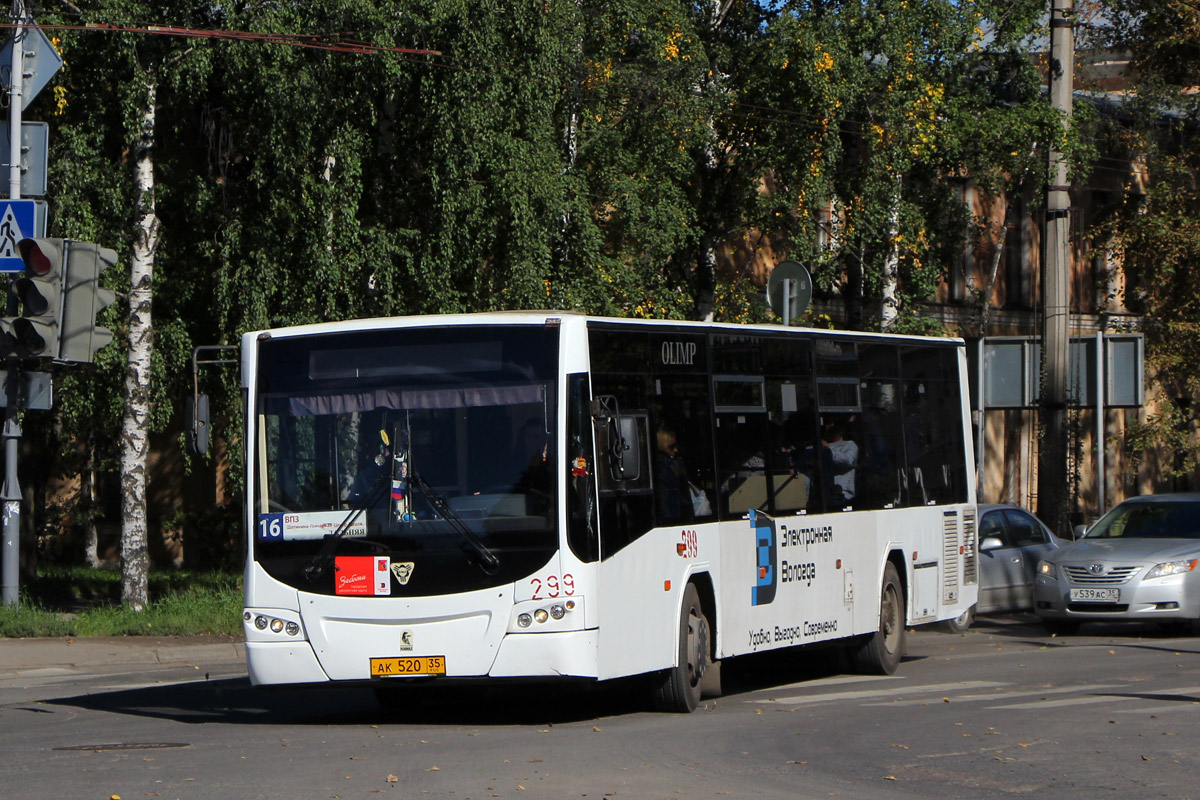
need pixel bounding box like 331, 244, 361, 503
255, 510, 367, 542
335, 555, 391, 596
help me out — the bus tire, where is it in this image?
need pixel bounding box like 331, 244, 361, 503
652, 583, 710, 713
851, 561, 905, 675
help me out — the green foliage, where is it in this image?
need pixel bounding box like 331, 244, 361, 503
0, 568, 243, 638
24, 0, 1075, 566
1091, 0, 1200, 478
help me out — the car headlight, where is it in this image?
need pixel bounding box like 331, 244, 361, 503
1037, 560, 1057, 579
1146, 559, 1199, 579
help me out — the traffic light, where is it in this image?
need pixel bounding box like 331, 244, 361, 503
2, 237, 67, 359
58, 241, 117, 363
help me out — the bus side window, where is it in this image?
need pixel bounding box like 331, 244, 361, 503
566, 374, 598, 563
591, 388, 655, 558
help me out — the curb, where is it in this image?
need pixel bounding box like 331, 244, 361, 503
0, 636, 245, 672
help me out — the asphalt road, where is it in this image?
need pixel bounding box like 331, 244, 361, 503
1, 616, 1198, 800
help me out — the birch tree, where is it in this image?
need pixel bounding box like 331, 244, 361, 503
119, 75, 158, 610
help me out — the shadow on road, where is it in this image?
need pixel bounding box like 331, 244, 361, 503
43, 643, 914, 728
961, 613, 1200, 657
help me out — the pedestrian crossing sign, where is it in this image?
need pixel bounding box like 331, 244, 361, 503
0, 200, 37, 272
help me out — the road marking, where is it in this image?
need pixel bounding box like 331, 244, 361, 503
993, 685, 1200, 711
749, 680, 1004, 706
864, 683, 1125, 707
767, 674, 902, 692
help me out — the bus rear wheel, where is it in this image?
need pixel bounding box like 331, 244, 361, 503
652, 583, 710, 713
850, 561, 905, 675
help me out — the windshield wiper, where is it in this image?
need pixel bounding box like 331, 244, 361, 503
302, 475, 389, 582
408, 473, 501, 574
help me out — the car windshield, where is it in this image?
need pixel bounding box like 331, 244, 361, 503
1083, 501, 1200, 540
251, 324, 560, 596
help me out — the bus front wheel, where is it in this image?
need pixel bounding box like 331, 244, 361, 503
850, 561, 905, 675
652, 583, 710, 713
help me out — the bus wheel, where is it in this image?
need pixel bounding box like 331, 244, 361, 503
653, 583, 709, 713
851, 561, 905, 675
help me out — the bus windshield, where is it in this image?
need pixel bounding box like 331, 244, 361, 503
252, 324, 560, 596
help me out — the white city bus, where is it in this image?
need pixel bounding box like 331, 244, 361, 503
241, 312, 977, 711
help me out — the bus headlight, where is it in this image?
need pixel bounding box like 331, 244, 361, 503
244, 609, 305, 641
509, 597, 583, 632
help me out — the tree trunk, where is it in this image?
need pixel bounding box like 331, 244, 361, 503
978, 203, 1009, 337
880, 184, 902, 332
120, 78, 159, 611
83, 429, 99, 568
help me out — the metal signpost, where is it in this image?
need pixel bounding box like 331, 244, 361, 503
2, 3, 62, 607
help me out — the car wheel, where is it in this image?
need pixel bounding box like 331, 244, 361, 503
940, 605, 975, 634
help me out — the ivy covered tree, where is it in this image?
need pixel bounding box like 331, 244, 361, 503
1094, 0, 1200, 480
23, 0, 1070, 595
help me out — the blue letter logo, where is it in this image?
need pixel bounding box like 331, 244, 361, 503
751, 509, 777, 606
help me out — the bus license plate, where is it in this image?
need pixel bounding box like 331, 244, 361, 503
370, 656, 446, 677
1069, 588, 1119, 602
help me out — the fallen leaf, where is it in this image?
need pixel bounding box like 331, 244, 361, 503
1141, 755, 1153, 761
427, 766, 441, 771
884, 776, 897, 781
593, 726, 602, 732
386, 775, 399, 783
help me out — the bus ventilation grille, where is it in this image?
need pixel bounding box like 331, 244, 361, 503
961, 510, 977, 585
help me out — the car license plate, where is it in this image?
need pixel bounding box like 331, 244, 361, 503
370, 656, 446, 677
1069, 587, 1119, 602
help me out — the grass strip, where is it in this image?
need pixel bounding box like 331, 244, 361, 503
0, 566, 243, 638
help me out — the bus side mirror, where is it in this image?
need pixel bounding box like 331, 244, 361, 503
613, 415, 641, 481
186, 392, 210, 456
591, 395, 642, 483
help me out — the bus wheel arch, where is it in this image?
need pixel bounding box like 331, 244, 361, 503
652, 580, 713, 712
850, 557, 906, 675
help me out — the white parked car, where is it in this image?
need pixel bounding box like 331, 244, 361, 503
1034, 493, 1200, 635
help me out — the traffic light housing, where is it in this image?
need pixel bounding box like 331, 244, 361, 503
58, 241, 117, 363
2, 237, 67, 359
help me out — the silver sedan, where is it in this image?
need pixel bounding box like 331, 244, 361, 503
1034, 493, 1200, 635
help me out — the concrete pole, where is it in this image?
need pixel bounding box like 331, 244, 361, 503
1039, 0, 1074, 535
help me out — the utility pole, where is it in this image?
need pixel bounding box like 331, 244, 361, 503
1039, 0, 1074, 535
1, 0, 25, 607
